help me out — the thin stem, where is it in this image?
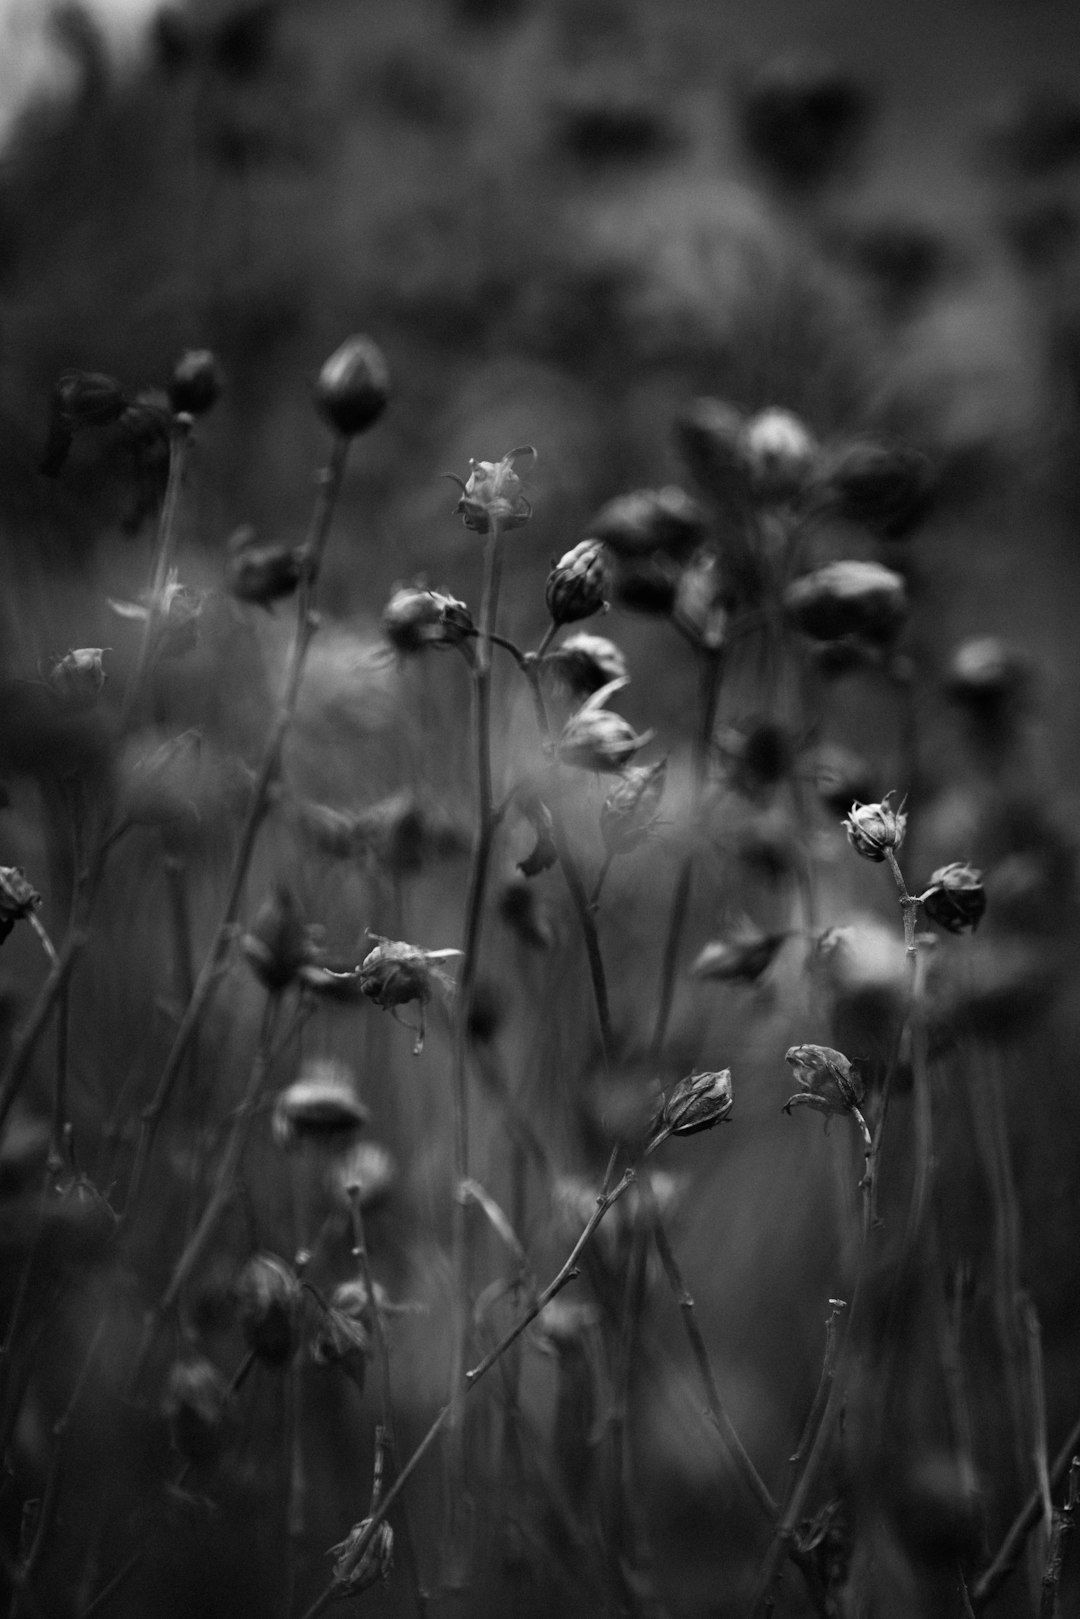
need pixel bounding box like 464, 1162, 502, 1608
118, 415, 193, 733
296, 1169, 636, 1619
783, 1300, 847, 1510
124, 434, 350, 1219
974, 1415, 1080, 1609
1039, 1458, 1080, 1619
0, 932, 85, 1138
649, 646, 723, 1064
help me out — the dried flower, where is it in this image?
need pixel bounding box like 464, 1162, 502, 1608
311, 1281, 373, 1386
783, 1043, 864, 1121
922, 862, 987, 934
649, 1069, 734, 1146
314, 335, 390, 437
170, 349, 224, 417
600, 759, 667, 855
585, 486, 706, 558
226, 527, 302, 607
844, 797, 907, 863
785, 559, 908, 645
235, 1254, 300, 1366
358, 936, 461, 1010
821, 438, 935, 539
0, 868, 41, 948
558, 678, 654, 773
48, 648, 107, 706
272, 1059, 369, 1152
109, 568, 204, 659
690, 925, 788, 983
545, 540, 610, 625
381, 581, 474, 653
39, 370, 128, 476
448, 446, 534, 533
516, 792, 558, 878
544, 633, 629, 699
740, 408, 819, 502
330, 1517, 394, 1595
242, 884, 315, 992
164, 1357, 230, 1463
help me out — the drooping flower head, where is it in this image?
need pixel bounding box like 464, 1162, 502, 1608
922, 862, 987, 934
448, 446, 534, 533
557, 677, 654, 773
783, 1044, 864, 1120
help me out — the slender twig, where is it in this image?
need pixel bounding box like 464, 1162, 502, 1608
124, 434, 350, 1219
118, 415, 193, 733
973, 1413, 1080, 1609
782, 1299, 847, 1512
295, 1168, 636, 1619
1039, 1457, 1080, 1619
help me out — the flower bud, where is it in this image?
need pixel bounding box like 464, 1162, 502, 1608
740, 408, 819, 502
822, 438, 935, 539
545, 540, 609, 625
843, 797, 906, 862
449, 446, 533, 533
558, 684, 654, 774
585, 486, 706, 558
783, 1043, 863, 1118
0, 867, 41, 948
242, 885, 314, 992
649, 1069, 734, 1145
381, 582, 474, 653
784, 559, 908, 645
331, 1517, 394, 1595
226, 527, 302, 607
170, 349, 224, 417
164, 1357, 230, 1463
235, 1254, 300, 1366
40, 370, 128, 475
922, 862, 986, 934
600, 759, 667, 855
543, 632, 628, 697
314, 335, 390, 437
48, 647, 107, 706
272, 1059, 369, 1152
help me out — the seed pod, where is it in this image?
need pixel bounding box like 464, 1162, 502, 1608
0, 868, 41, 948
783, 1043, 863, 1118
546, 540, 610, 625
843, 797, 906, 862
822, 438, 935, 539
314, 335, 390, 437
331, 1517, 394, 1595
164, 1357, 230, 1463
649, 1069, 734, 1145
170, 349, 224, 417
922, 862, 986, 934
449, 446, 533, 533
235, 1254, 300, 1366
740, 408, 819, 502
585, 486, 706, 559
543, 632, 628, 697
785, 559, 908, 644
272, 1059, 369, 1152
226, 527, 302, 607
382, 582, 474, 653
242, 884, 313, 992
600, 759, 667, 855
48, 648, 107, 706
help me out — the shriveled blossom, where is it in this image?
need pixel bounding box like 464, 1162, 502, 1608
516, 790, 558, 878
330, 935, 463, 1050
600, 759, 667, 855
784, 559, 908, 646
48, 647, 107, 704
225, 527, 301, 608
110, 568, 204, 658
448, 445, 534, 533
272, 1059, 370, 1152
164, 1357, 230, 1464
784, 1044, 864, 1121
557, 678, 654, 773
922, 862, 987, 934
241, 884, 316, 992
382, 581, 474, 653
690, 924, 788, 983
844, 796, 907, 863
543, 631, 628, 696
330, 1517, 394, 1596
235, 1254, 300, 1367
649, 1068, 734, 1148
739, 407, 819, 502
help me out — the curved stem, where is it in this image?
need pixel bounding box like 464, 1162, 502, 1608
118, 415, 193, 734
123, 434, 351, 1221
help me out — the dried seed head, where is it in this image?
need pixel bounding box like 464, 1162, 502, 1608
785, 559, 908, 645
740, 408, 819, 502
315, 335, 389, 436
311, 1280, 375, 1385
450, 446, 533, 533
783, 1044, 863, 1120
650, 1068, 734, 1145
844, 797, 906, 862
48, 648, 107, 706
558, 704, 653, 773
331, 1517, 394, 1595
821, 438, 935, 539
0, 868, 41, 948
170, 349, 224, 417
164, 1357, 230, 1463
272, 1059, 369, 1152
586, 486, 706, 559
358, 937, 460, 1009
544, 632, 629, 699
235, 1254, 300, 1366
600, 758, 667, 855
226, 527, 302, 607
545, 540, 610, 625
381, 581, 474, 653
922, 862, 987, 934
242, 884, 315, 992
